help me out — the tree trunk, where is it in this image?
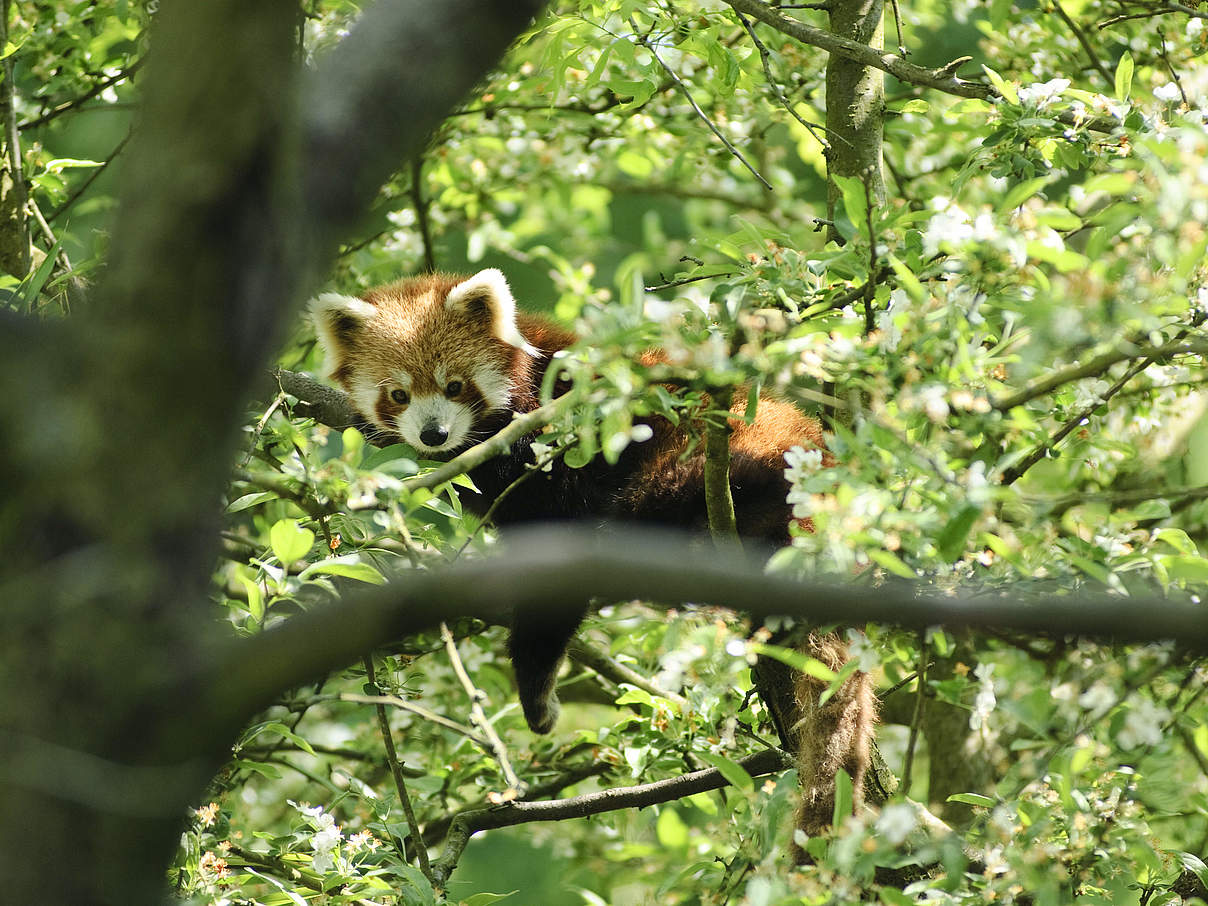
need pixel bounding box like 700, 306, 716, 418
825, 0, 886, 242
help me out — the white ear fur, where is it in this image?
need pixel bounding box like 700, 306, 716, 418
446, 268, 538, 356
309, 292, 378, 378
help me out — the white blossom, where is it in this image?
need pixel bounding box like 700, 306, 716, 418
923, 199, 974, 256
1078, 682, 1116, 712
1017, 78, 1070, 109
875, 803, 918, 845
1188, 17, 1204, 36
1154, 82, 1181, 102
969, 663, 997, 731
918, 385, 950, 423
1117, 699, 1171, 749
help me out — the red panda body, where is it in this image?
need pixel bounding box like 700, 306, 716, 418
312, 268, 829, 732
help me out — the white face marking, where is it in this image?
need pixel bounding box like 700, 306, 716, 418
396, 394, 475, 456
472, 363, 512, 410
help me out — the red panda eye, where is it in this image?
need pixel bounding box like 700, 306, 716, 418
390, 388, 410, 405
445, 380, 463, 398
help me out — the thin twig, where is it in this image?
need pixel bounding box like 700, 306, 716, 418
47, 130, 131, 223
439, 622, 526, 796
454, 440, 571, 557
1034, 483, 1208, 518
409, 156, 436, 273
340, 692, 491, 746
402, 393, 581, 493
645, 271, 735, 292
888, 0, 907, 56
1, 0, 29, 275
899, 631, 928, 795
1001, 353, 1164, 486
1155, 26, 1190, 107
19, 58, 145, 131
634, 20, 774, 191
734, 10, 832, 149
566, 640, 690, 710
361, 654, 433, 882
991, 336, 1208, 411
242, 391, 287, 468
1051, 0, 1114, 88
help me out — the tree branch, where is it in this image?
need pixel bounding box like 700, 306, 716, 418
991, 337, 1208, 411
724, 0, 991, 99
566, 640, 690, 710
430, 747, 792, 883
302, 1, 546, 253
704, 385, 742, 544
198, 524, 1208, 749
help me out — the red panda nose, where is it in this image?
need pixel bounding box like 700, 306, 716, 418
420, 423, 450, 447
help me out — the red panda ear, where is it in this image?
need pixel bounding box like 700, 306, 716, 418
446, 268, 538, 356
309, 293, 378, 380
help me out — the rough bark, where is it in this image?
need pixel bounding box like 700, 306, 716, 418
824, 0, 886, 241
0, 1, 543, 901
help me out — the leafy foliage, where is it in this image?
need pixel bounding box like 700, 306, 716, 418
9, 0, 1208, 904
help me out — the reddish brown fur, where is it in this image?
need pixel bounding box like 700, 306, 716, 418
314, 271, 875, 850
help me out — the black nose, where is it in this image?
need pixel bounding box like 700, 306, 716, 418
420, 423, 450, 447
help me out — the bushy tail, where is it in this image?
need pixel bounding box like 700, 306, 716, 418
509, 603, 589, 734
793, 632, 877, 850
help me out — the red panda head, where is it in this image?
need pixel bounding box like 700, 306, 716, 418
310, 268, 537, 456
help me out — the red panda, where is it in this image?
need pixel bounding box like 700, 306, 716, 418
311, 269, 873, 836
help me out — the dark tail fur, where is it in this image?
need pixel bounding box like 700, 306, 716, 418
509, 602, 589, 733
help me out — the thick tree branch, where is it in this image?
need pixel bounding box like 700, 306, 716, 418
302, 0, 546, 252
199, 525, 1208, 747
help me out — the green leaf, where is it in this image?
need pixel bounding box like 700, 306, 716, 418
998, 176, 1050, 213
1114, 52, 1134, 102
831, 768, 853, 827
17, 240, 59, 310
656, 806, 690, 848
463, 894, 519, 906
700, 753, 755, 792
937, 505, 981, 562
1164, 555, 1208, 584
887, 253, 926, 304
270, 518, 315, 564
868, 549, 916, 579
1177, 852, 1208, 891
946, 792, 996, 807
982, 65, 1019, 105
749, 643, 837, 681
262, 721, 317, 756
834, 174, 869, 238
1154, 528, 1199, 555
226, 491, 277, 513
42, 158, 104, 171
614, 687, 655, 707
237, 575, 264, 623
299, 556, 386, 585
232, 760, 283, 779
